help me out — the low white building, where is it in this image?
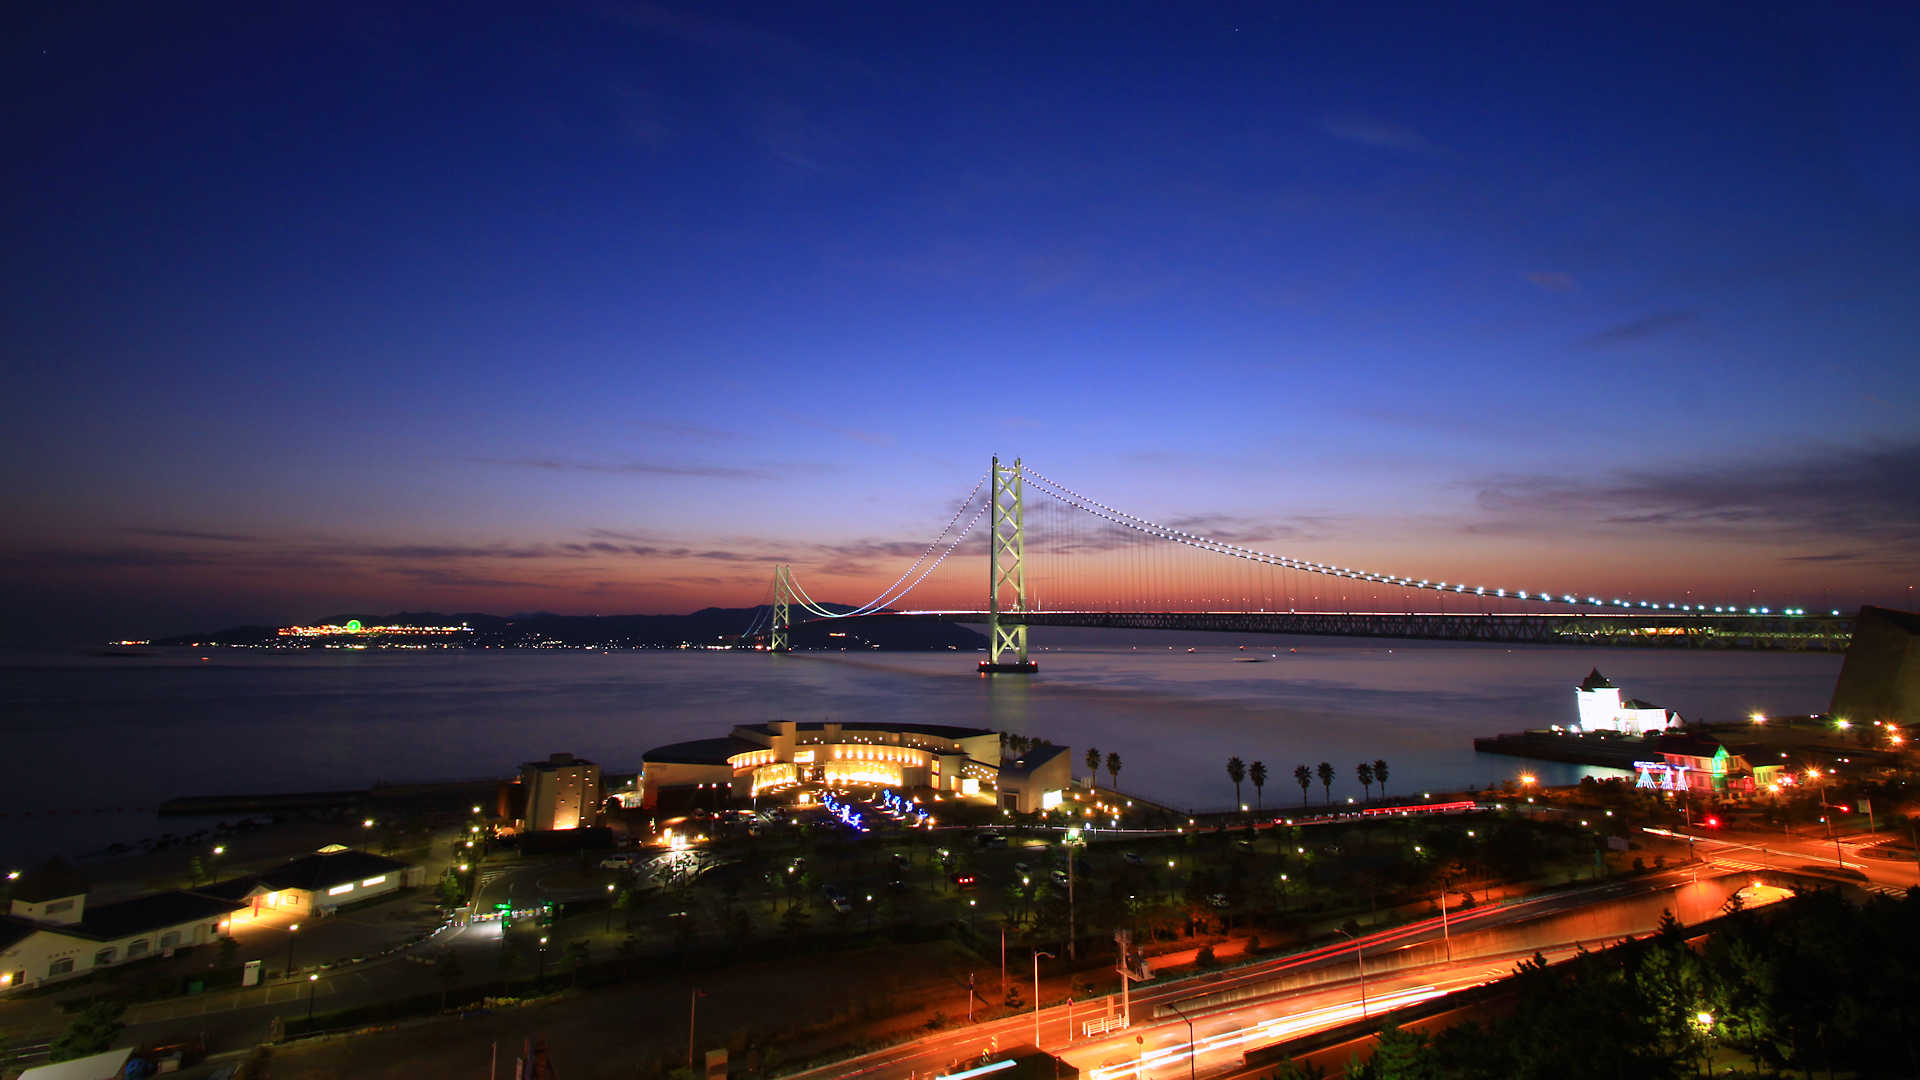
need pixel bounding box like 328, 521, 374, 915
1574, 668, 1680, 734
208, 846, 422, 925
1, 863, 235, 995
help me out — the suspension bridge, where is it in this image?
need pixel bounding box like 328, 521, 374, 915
741, 457, 1854, 669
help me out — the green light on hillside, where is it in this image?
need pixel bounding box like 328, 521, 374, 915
345, 620, 362, 631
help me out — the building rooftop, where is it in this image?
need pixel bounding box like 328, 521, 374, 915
996, 743, 1070, 779
9, 859, 87, 903
76, 891, 236, 940
522, 751, 595, 771
1579, 668, 1615, 691
641, 737, 744, 766
1656, 732, 1728, 758
251, 849, 413, 893
734, 721, 995, 739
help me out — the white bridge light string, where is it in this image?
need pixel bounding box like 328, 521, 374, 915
1019, 465, 1767, 615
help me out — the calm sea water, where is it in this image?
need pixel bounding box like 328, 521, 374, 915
0, 630, 1841, 866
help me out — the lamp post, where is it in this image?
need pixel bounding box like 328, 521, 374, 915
537, 936, 548, 980
1335, 928, 1367, 1018
1165, 999, 1197, 1080
605, 883, 616, 932
1032, 950, 1053, 1047
284, 922, 300, 976
688, 988, 706, 1070
1695, 1010, 1715, 1076
305, 973, 319, 1023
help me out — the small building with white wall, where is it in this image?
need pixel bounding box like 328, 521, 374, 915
0, 864, 235, 996
202, 846, 421, 925
1574, 668, 1680, 734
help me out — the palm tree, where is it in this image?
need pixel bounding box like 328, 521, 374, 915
1085, 747, 1101, 790
1316, 762, 1335, 805
1294, 765, 1312, 807
1250, 761, 1268, 809
1357, 762, 1375, 801
1226, 757, 1246, 808
1105, 751, 1122, 792
1373, 759, 1390, 799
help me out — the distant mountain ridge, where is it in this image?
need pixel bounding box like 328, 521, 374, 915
151, 607, 986, 651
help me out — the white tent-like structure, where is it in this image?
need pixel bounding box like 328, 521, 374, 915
16, 1047, 135, 1080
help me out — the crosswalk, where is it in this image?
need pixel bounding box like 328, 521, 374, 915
1866, 882, 1912, 899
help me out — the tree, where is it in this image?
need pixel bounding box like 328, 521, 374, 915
1106, 752, 1122, 792
1373, 759, 1390, 799
1294, 765, 1312, 807
1357, 762, 1375, 801
49, 1000, 123, 1062
1250, 761, 1268, 809
1085, 747, 1101, 789
1317, 762, 1335, 804
1227, 757, 1246, 808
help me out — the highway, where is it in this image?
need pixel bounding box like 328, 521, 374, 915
785, 866, 1747, 1080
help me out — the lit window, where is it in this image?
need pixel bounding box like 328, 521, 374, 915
328, 883, 354, 896
361, 876, 386, 887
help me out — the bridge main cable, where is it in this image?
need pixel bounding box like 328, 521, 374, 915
1019, 465, 1774, 615
784, 474, 991, 619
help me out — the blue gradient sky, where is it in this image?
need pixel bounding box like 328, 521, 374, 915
3, 2, 1916, 642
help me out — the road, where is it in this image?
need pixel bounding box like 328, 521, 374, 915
1646, 823, 1920, 898
784, 866, 1741, 1080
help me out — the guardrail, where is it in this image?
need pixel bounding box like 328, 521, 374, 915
1082, 1013, 1130, 1037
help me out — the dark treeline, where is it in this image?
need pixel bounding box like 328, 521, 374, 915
1314, 887, 1920, 1080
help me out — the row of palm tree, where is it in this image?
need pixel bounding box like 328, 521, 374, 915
1084, 747, 1123, 791
1218, 757, 1392, 809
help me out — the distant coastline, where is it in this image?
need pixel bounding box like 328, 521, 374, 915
148, 606, 986, 652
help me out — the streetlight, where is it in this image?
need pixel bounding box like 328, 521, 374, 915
605, 883, 616, 932
1032, 950, 1054, 1047
284, 922, 300, 975
1335, 927, 1368, 1018
688, 988, 706, 1071
1165, 998, 1198, 1080
1695, 1011, 1716, 1076
305, 973, 319, 1023
537, 936, 549, 980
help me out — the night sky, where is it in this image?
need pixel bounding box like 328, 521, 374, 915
4, 2, 1916, 644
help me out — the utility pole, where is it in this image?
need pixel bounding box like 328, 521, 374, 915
1067, 841, 1076, 960
1115, 930, 1135, 1029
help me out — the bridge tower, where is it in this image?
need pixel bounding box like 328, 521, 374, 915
983, 456, 1038, 673
770, 564, 792, 654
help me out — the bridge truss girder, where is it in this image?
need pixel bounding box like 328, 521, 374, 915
908, 610, 1852, 651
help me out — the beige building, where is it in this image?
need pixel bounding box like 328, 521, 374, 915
641, 721, 1019, 813
519, 752, 602, 832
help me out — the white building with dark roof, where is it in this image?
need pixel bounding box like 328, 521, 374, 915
1574, 668, 1680, 735
207, 846, 422, 924
1, 863, 235, 995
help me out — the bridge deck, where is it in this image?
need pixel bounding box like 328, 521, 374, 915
880, 610, 1852, 650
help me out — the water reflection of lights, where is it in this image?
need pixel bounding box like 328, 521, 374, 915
1086, 986, 1448, 1080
